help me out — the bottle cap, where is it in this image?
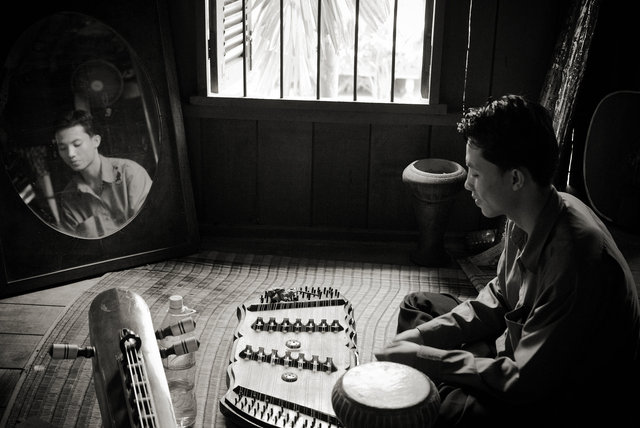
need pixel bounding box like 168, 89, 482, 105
169, 295, 183, 311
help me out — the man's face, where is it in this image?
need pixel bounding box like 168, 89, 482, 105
464, 141, 513, 218
55, 125, 100, 172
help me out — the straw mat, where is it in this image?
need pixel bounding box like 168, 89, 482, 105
4, 250, 478, 427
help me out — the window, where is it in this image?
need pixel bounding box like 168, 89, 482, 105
205, 0, 443, 104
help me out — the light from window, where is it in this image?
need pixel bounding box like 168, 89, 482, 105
206, 0, 439, 103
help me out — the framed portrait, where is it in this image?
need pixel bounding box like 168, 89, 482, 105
0, 0, 199, 297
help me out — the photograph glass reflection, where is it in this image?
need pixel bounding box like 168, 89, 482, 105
0, 12, 159, 239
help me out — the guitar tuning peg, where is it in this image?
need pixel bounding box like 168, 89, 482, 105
159, 336, 200, 358
49, 343, 95, 359
155, 316, 196, 339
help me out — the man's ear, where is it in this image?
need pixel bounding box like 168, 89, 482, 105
93, 134, 101, 148
511, 168, 526, 191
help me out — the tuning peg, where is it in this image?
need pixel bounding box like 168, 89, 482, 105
155, 316, 196, 339
49, 343, 95, 359
159, 336, 200, 358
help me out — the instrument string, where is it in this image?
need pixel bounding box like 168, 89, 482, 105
123, 337, 158, 428
222, 286, 355, 428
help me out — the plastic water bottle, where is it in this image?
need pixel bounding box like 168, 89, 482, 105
158, 295, 198, 428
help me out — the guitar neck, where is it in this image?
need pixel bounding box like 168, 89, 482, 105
118, 328, 161, 428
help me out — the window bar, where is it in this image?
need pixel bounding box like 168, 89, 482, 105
208, 0, 224, 94
316, 0, 322, 100
390, 0, 398, 102
280, 0, 284, 99
353, 0, 360, 101
242, 0, 247, 97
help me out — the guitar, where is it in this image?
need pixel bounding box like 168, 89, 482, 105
49, 287, 198, 428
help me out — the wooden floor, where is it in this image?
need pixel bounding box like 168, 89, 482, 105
0, 278, 99, 426
1, 230, 638, 427
0, 235, 425, 426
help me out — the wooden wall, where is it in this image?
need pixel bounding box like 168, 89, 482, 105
167, 0, 569, 239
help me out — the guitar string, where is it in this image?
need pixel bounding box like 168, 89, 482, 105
124, 338, 158, 428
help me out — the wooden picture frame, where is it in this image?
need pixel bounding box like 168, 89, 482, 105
0, 0, 199, 297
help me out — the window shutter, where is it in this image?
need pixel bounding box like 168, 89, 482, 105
209, 0, 249, 94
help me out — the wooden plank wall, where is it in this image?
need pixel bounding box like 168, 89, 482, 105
169, 0, 568, 239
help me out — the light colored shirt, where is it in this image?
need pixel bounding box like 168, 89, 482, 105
60, 155, 152, 238
414, 188, 640, 406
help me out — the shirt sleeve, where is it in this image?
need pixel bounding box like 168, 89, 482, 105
123, 162, 152, 215
417, 251, 509, 349
414, 248, 612, 405
411, 245, 527, 401
60, 199, 78, 231
59, 186, 84, 232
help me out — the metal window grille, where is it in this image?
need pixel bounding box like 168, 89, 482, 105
208, 0, 440, 103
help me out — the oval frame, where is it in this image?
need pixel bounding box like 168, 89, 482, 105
0, 11, 160, 240
0, 0, 199, 298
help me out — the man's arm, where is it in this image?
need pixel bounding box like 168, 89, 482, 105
416, 278, 508, 349
123, 161, 152, 214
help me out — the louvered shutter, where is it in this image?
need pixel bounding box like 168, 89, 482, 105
209, 0, 249, 94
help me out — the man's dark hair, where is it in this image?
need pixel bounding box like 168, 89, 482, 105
456, 94, 559, 186
53, 109, 96, 137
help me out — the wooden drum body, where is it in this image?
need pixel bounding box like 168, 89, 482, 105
331, 361, 440, 428
220, 287, 358, 428
88, 288, 176, 428
402, 158, 467, 266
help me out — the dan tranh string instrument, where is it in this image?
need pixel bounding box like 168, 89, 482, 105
220, 287, 359, 428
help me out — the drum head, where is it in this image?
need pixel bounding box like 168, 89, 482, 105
583, 91, 640, 232
341, 361, 431, 409
331, 361, 440, 428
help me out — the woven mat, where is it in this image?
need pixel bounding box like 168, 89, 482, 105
4, 250, 478, 428
456, 242, 503, 292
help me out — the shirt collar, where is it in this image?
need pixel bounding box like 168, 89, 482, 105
70, 155, 117, 193
513, 186, 564, 271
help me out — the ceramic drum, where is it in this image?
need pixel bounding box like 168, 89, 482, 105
331, 361, 440, 428
402, 158, 467, 266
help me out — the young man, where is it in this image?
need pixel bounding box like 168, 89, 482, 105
375, 95, 640, 427
54, 110, 152, 238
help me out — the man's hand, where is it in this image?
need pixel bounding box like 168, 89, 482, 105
374, 340, 421, 367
